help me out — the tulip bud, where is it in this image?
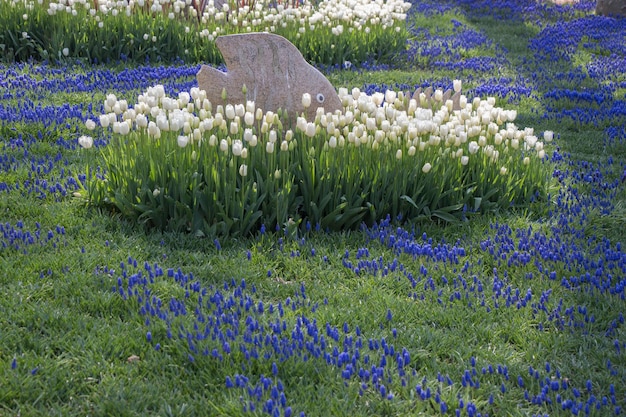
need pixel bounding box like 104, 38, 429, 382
177, 135, 189, 148
544, 130, 553, 142
78, 135, 93, 149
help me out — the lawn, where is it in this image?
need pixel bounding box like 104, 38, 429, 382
1, 0, 625, 416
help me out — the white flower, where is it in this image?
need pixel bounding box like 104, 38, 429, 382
422, 162, 432, 173
62, 47, 69, 57
395, 149, 402, 160
244, 111, 254, 126
385, 90, 396, 103
219, 139, 228, 152
302, 93, 311, 109
266, 141, 275, 154
225, 104, 236, 120
153, 188, 160, 197
99, 114, 110, 128
523, 157, 530, 165
147, 121, 159, 137
136, 114, 148, 128
78, 135, 93, 149
461, 155, 469, 165
329, 136, 337, 148
280, 140, 289, 152
525, 135, 538, 149
243, 128, 253, 143
118, 120, 130, 135
105, 93, 117, 109
156, 114, 169, 131
500, 167, 507, 175
85, 119, 96, 130
305, 122, 316, 138
232, 140, 243, 156
239, 164, 248, 177
453, 79, 462, 93
544, 130, 554, 142
178, 91, 190, 106
235, 103, 245, 118
177, 135, 189, 148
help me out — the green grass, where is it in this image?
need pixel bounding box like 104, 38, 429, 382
1, 3, 626, 417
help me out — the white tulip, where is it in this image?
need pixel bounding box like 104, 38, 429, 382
177, 135, 189, 148
78, 135, 93, 149
544, 130, 554, 142
225, 104, 235, 120
118, 120, 130, 135
99, 113, 111, 128
305, 122, 316, 138
232, 140, 243, 156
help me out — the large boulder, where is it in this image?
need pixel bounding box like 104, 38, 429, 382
596, 0, 626, 17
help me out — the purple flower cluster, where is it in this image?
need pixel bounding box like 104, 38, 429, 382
0, 221, 66, 253
2, 0, 625, 414
0, 135, 84, 201
108, 219, 625, 415
103, 136, 626, 412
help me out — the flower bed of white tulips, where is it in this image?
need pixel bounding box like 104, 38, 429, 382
1, 0, 410, 64
80, 82, 553, 235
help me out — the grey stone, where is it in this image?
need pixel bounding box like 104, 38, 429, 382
596, 0, 626, 17
197, 32, 342, 123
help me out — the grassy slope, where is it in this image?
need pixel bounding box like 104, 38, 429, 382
1, 3, 625, 417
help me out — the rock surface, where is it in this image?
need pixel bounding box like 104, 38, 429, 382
596, 0, 626, 17
197, 33, 342, 123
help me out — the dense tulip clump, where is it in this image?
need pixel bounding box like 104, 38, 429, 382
0, 0, 410, 64
2, 0, 625, 415
81, 83, 552, 235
